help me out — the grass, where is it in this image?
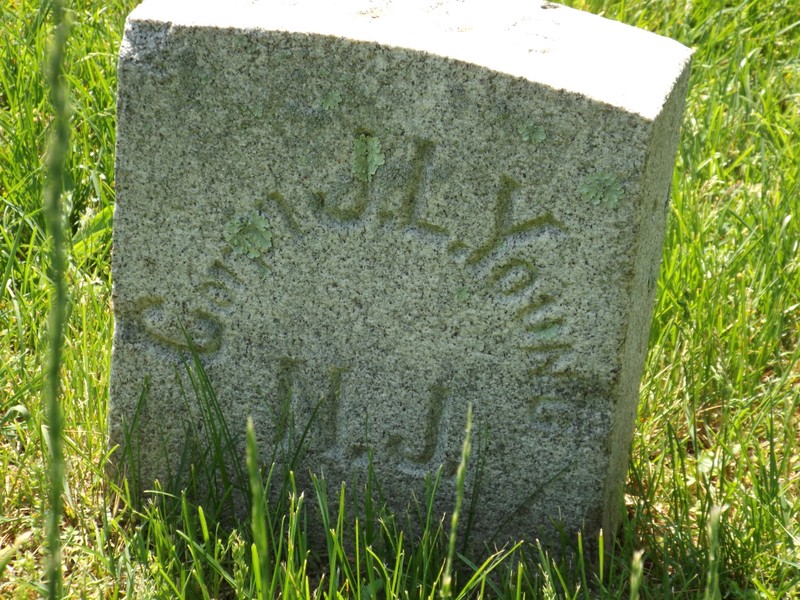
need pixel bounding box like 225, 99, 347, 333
41, 0, 70, 597
1, 0, 798, 597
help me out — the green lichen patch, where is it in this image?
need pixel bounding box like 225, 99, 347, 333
322, 90, 342, 110
518, 122, 546, 143
579, 172, 624, 208
224, 212, 273, 259
352, 134, 385, 183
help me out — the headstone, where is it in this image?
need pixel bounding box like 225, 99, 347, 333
110, 0, 692, 552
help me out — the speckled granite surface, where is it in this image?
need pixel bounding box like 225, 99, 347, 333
110, 0, 692, 552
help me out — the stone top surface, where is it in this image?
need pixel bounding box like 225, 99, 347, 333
124, 0, 692, 120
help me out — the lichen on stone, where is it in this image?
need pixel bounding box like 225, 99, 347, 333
579, 171, 624, 208
352, 134, 385, 183
518, 122, 546, 143
224, 212, 273, 259
322, 90, 342, 110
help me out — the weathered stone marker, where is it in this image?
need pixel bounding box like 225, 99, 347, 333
110, 0, 692, 551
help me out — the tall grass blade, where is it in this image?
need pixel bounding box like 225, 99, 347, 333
703, 507, 723, 600
41, 1, 71, 598
246, 417, 272, 600
629, 550, 643, 600
441, 404, 472, 600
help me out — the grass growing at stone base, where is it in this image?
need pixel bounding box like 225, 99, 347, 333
1, 0, 798, 597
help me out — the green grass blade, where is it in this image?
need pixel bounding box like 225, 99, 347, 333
441, 404, 473, 600
41, 1, 71, 598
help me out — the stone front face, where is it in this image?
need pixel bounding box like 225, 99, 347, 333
111, 0, 692, 550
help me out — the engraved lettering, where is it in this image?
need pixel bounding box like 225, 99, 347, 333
271, 359, 352, 456
136, 296, 223, 354
273, 357, 301, 445
514, 293, 554, 321
311, 180, 370, 222
466, 174, 563, 266
447, 239, 470, 255
522, 336, 568, 355
524, 317, 564, 338
319, 365, 348, 451
514, 293, 569, 374
389, 381, 449, 465
397, 139, 449, 235
199, 281, 234, 307
200, 259, 245, 309
259, 191, 303, 234
490, 258, 538, 295
266, 356, 452, 470
526, 351, 569, 375
414, 381, 449, 464
311, 131, 381, 222
196, 132, 577, 442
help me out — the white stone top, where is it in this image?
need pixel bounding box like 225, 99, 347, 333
126, 0, 693, 121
